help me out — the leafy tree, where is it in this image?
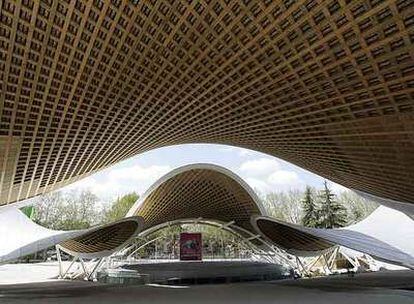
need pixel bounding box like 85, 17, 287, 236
20, 205, 35, 219
260, 190, 303, 224
33, 190, 99, 230
60, 190, 99, 230
337, 191, 378, 224
301, 186, 318, 227
32, 191, 64, 228
317, 181, 347, 228
103, 192, 139, 223
134, 223, 244, 259
260, 191, 287, 221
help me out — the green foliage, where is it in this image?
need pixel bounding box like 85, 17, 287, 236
30, 184, 377, 236
317, 181, 348, 228
32, 191, 140, 230
301, 186, 318, 227
20, 205, 34, 219
103, 192, 139, 223
259, 183, 377, 228
260, 190, 303, 224
337, 191, 378, 224
33, 190, 99, 230
132, 223, 245, 259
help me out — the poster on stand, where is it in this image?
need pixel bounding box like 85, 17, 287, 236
180, 232, 202, 261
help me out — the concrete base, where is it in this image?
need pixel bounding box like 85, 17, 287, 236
0, 262, 61, 284
0, 270, 413, 304
120, 260, 287, 284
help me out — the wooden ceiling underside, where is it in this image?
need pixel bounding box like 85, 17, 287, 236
60, 220, 138, 254
134, 168, 262, 232
256, 218, 334, 253
1, 0, 413, 206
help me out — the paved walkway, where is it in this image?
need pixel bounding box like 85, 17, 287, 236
0, 270, 413, 304
0, 262, 77, 284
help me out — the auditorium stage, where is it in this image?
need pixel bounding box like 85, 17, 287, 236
120, 260, 289, 284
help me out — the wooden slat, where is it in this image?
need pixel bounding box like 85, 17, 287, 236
134, 168, 261, 232
256, 219, 334, 252
0, 0, 413, 206
60, 220, 138, 254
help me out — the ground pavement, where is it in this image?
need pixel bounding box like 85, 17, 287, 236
0, 270, 413, 304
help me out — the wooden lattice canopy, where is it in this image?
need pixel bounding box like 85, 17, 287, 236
1, 1, 413, 207
128, 164, 264, 233
252, 215, 414, 267
60, 217, 140, 257
254, 217, 334, 254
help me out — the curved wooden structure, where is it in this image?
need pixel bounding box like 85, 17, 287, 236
0, 206, 144, 263
59, 217, 142, 259
251, 215, 414, 268
253, 217, 334, 255
127, 164, 265, 233
126, 164, 414, 268
0, 1, 413, 210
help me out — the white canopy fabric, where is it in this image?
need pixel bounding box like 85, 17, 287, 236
0, 208, 85, 264
343, 206, 414, 260
0, 208, 143, 264
252, 207, 414, 269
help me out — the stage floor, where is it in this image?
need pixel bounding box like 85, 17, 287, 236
120, 260, 288, 284
0, 270, 413, 304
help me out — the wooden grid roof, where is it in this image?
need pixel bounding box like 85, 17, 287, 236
130, 165, 263, 232
255, 218, 334, 253
60, 218, 139, 256
1, 0, 413, 206
253, 216, 414, 267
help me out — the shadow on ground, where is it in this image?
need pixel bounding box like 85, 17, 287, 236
0, 270, 413, 304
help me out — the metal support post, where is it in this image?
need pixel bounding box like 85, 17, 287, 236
87, 258, 103, 281
56, 245, 63, 278
79, 257, 89, 279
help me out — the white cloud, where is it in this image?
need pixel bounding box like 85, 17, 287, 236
239, 158, 280, 177
238, 157, 305, 193
244, 177, 272, 194
62, 145, 324, 200
64, 177, 114, 203
267, 170, 303, 190
64, 164, 171, 201
218, 146, 254, 158
109, 164, 171, 182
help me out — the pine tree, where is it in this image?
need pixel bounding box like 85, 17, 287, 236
301, 186, 318, 227
103, 192, 139, 223
317, 181, 348, 228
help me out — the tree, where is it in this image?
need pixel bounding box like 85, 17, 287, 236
58, 190, 99, 230
317, 181, 347, 228
301, 186, 318, 227
32, 191, 64, 229
260, 192, 287, 221
103, 192, 139, 223
32, 190, 100, 230
20, 205, 35, 219
260, 190, 303, 224
337, 191, 378, 224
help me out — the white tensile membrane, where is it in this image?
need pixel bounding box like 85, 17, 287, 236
252, 206, 414, 269
0, 207, 143, 264
341, 205, 414, 266
0, 207, 86, 264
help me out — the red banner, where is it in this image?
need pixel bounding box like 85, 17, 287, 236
180, 232, 202, 261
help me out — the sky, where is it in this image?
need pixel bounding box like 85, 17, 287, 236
63, 143, 348, 203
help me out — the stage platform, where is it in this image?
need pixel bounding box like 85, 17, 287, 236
119, 260, 288, 284
1, 270, 413, 304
